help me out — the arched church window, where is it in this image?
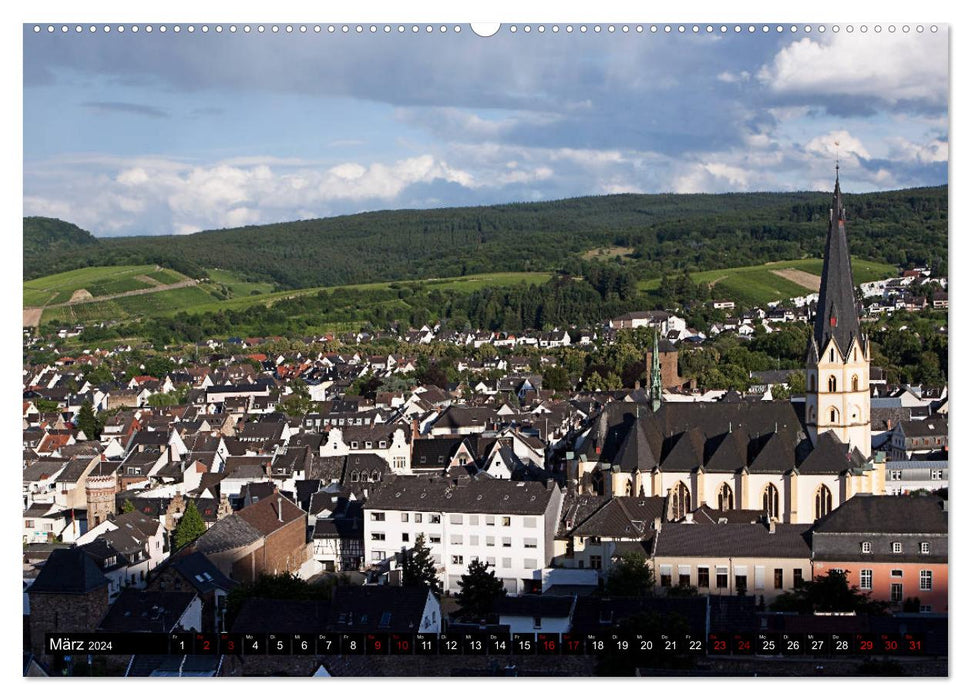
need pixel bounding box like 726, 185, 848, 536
830, 408, 839, 423
829, 348, 835, 362
762, 484, 780, 520
815, 485, 833, 520
828, 375, 837, 392
591, 470, 604, 496
809, 374, 816, 392
626, 478, 634, 496
717, 483, 733, 511
671, 481, 691, 521
852, 375, 859, 392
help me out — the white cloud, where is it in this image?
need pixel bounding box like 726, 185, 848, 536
886, 136, 949, 164
758, 32, 948, 105
805, 130, 871, 161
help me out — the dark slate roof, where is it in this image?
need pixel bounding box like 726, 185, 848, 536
432, 406, 499, 431
811, 177, 863, 358
295, 479, 323, 510
692, 505, 764, 525
310, 456, 346, 483
194, 514, 262, 553
326, 585, 432, 632
231, 597, 331, 633
98, 590, 198, 633
796, 430, 867, 475
28, 547, 109, 594
812, 494, 947, 534
558, 492, 611, 537
412, 437, 465, 469
652, 522, 812, 559
571, 497, 665, 539
237, 494, 305, 536
365, 475, 558, 515
898, 418, 948, 438
492, 595, 575, 618
167, 552, 239, 593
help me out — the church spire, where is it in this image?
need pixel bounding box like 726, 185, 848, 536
650, 329, 662, 412
811, 171, 862, 359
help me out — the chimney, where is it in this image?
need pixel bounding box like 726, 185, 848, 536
277, 496, 283, 522
684, 512, 694, 524
652, 516, 662, 532
768, 520, 776, 534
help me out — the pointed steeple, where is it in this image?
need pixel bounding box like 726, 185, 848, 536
812, 173, 862, 358
650, 329, 662, 412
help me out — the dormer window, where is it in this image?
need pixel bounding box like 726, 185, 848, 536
861, 541, 872, 554
892, 542, 902, 554
920, 542, 930, 554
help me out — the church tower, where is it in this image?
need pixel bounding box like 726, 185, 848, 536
805, 171, 871, 458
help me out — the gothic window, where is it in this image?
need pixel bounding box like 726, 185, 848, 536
717, 483, 733, 511
626, 478, 634, 496
763, 484, 780, 520
828, 375, 837, 392
671, 481, 691, 521
814, 485, 833, 520
830, 408, 839, 423
591, 470, 604, 496
829, 348, 835, 362
852, 375, 859, 392
809, 374, 816, 392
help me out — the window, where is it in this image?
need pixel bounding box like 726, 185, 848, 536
828, 375, 837, 392
469, 515, 479, 526
717, 483, 734, 511
370, 512, 385, 521
829, 348, 835, 362
501, 516, 511, 527
452, 555, 464, 565
659, 565, 672, 587
401, 513, 409, 523
365, 441, 373, 449
350, 471, 359, 482
920, 570, 932, 591
25, 520, 34, 529
809, 374, 817, 392
401, 533, 409, 543
861, 541, 872, 554
522, 537, 538, 549
716, 566, 729, 589
501, 558, 512, 569
486, 557, 496, 566
524, 558, 537, 569
814, 485, 832, 520
486, 536, 495, 547
698, 567, 710, 588
470, 535, 479, 546
830, 408, 838, 422
379, 441, 387, 449
678, 565, 691, 587
590, 555, 602, 570
763, 484, 780, 520
430, 515, 441, 524
533, 617, 542, 630
671, 481, 691, 521
414, 513, 422, 524
450, 534, 463, 545
890, 569, 903, 578
371, 533, 385, 541
429, 535, 441, 544
920, 542, 930, 554
793, 569, 803, 587
450, 514, 463, 525
502, 537, 512, 548
890, 583, 903, 603
735, 575, 748, 594
860, 569, 873, 590
523, 517, 536, 528
350, 441, 358, 449
892, 541, 902, 554
372, 550, 385, 562
485, 516, 496, 526
889, 470, 902, 481
931, 470, 943, 480
774, 569, 784, 589
852, 375, 859, 392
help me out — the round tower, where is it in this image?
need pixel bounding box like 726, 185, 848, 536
85, 471, 118, 527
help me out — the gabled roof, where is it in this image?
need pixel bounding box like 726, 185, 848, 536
28, 547, 109, 594
653, 522, 812, 559
703, 429, 748, 474
237, 494, 305, 536
797, 430, 866, 475
167, 552, 239, 593
194, 514, 263, 553
99, 590, 198, 633
812, 494, 947, 534
326, 585, 432, 632
571, 497, 665, 539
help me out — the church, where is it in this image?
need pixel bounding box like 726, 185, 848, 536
567, 174, 886, 525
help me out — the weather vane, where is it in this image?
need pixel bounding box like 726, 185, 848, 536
835, 139, 840, 177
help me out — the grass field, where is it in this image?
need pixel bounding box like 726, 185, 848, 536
32, 269, 553, 325
23, 265, 188, 307
637, 258, 897, 307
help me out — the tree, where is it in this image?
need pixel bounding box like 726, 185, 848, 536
173, 500, 207, 550
455, 559, 506, 619
771, 569, 889, 615
75, 400, 101, 439
604, 550, 656, 597
121, 499, 135, 514
401, 533, 441, 594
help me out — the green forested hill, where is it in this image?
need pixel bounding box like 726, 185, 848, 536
23, 186, 947, 287
23, 217, 101, 276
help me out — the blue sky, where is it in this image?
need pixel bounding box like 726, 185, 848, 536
23, 23, 949, 237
